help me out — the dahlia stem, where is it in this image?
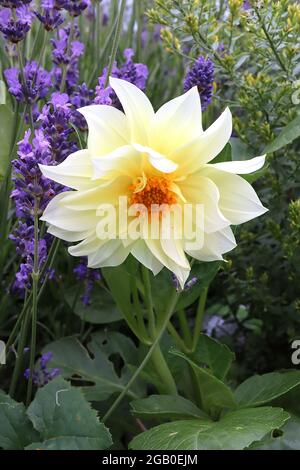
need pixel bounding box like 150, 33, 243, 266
131, 277, 150, 343
102, 288, 180, 423
150, 343, 178, 395
192, 287, 208, 352
140, 265, 178, 395
177, 308, 193, 347
140, 265, 156, 338
104, 0, 126, 87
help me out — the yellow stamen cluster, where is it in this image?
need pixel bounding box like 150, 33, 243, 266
130, 175, 177, 211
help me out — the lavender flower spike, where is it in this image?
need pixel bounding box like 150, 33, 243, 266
0, 6, 32, 43
4, 61, 51, 104
184, 56, 214, 110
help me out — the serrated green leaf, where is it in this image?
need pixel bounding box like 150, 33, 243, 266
170, 348, 237, 416
131, 395, 207, 421
192, 334, 235, 380
26, 377, 112, 450
264, 114, 300, 153
129, 407, 290, 450
43, 332, 144, 402
234, 371, 300, 407
0, 391, 38, 450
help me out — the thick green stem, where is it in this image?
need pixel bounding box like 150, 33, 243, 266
102, 288, 180, 423
131, 277, 150, 343
177, 308, 192, 347
141, 265, 156, 338
151, 343, 178, 395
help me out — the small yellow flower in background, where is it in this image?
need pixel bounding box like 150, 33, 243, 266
40, 78, 267, 287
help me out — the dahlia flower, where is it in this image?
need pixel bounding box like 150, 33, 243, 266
40, 78, 267, 287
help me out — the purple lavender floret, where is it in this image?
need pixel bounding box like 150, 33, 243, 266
51, 27, 84, 92
4, 61, 52, 104
0, 6, 32, 43
61, 0, 88, 17
243, 1, 251, 10
172, 274, 198, 292
35, 0, 64, 31
0, 0, 32, 8
74, 258, 101, 306
24, 351, 60, 387
70, 82, 94, 131
184, 56, 214, 110
10, 94, 78, 292
94, 48, 148, 107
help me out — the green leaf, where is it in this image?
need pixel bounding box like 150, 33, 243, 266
65, 286, 122, 324
170, 348, 237, 416
129, 407, 290, 450
0, 104, 14, 177
26, 378, 112, 450
264, 114, 300, 153
131, 395, 207, 421
0, 391, 38, 450
43, 332, 144, 402
230, 137, 249, 160
193, 334, 235, 380
234, 371, 300, 408
254, 415, 300, 450
102, 266, 132, 318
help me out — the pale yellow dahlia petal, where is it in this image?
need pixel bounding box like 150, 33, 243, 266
152, 86, 202, 155
61, 176, 131, 211
110, 77, 154, 145
92, 145, 142, 180
185, 226, 236, 262
132, 143, 178, 174
40, 193, 98, 231
87, 239, 132, 268
160, 211, 190, 269
78, 104, 129, 156
68, 235, 104, 257
201, 167, 268, 224
39, 150, 94, 190
180, 174, 229, 233
171, 107, 232, 174
212, 155, 266, 174
131, 240, 164, 276
145, 237, 190, 288
47, 225, 94, 242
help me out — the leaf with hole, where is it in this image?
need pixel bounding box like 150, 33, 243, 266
129, 407, 290, 450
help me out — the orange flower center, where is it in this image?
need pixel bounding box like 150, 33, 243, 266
129, 175, 177, 212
